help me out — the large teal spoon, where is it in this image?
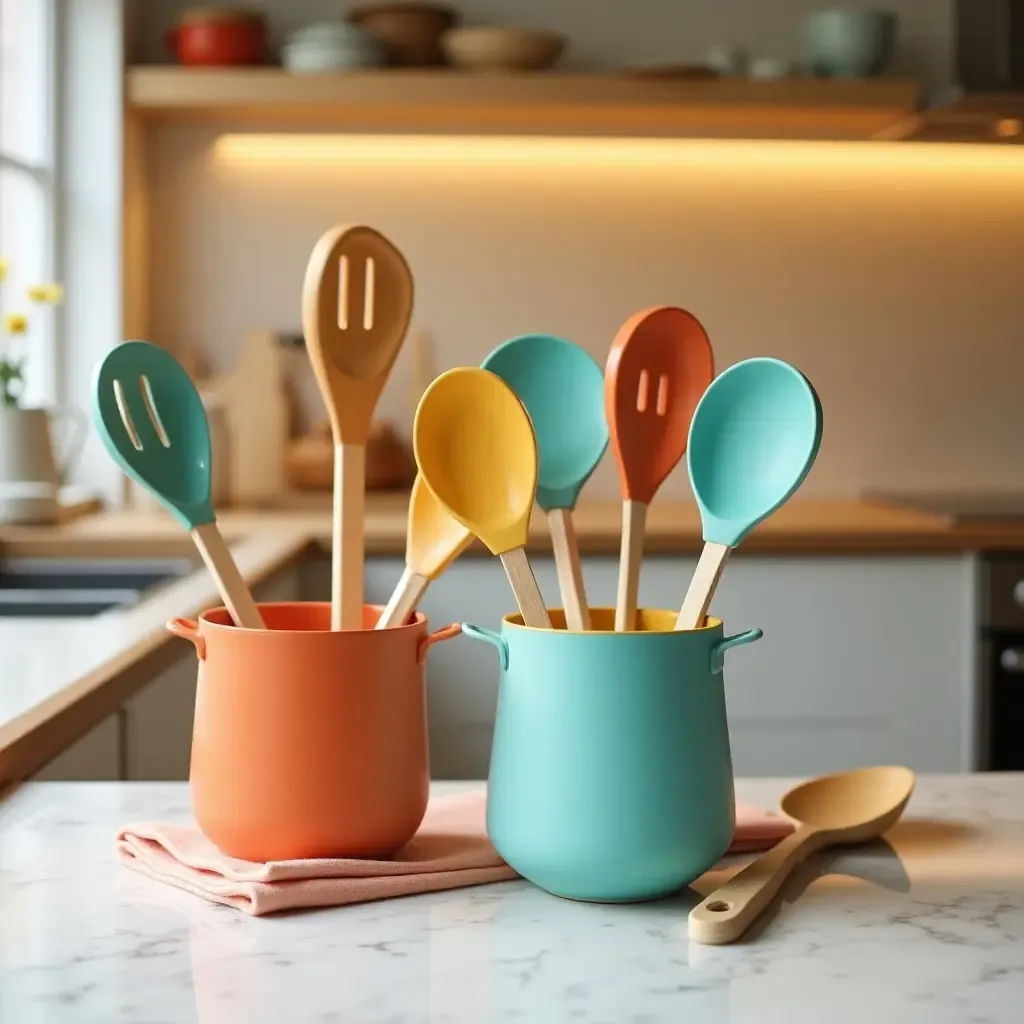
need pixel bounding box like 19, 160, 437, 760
676, 357, 822, 631
91, 341, 264, 628
482, 334, 608, 630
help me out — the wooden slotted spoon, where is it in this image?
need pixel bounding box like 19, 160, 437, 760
302, 225, 413, 630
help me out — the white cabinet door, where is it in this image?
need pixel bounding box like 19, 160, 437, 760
363, 553, 975, 779
126, 565, 302, 781
33, 713, 121, 781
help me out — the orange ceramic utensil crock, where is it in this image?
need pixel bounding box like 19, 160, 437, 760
167, 602, 460, 862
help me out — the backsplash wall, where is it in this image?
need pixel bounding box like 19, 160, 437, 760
148, 128, 1024, 500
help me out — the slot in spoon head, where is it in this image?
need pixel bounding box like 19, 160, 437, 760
413, 367, 538, 556
604, 306, 714, 504
482, 334, 608, 512
301, 224, 413, 444
91, 340, 214, 530
687, 358, 823, 547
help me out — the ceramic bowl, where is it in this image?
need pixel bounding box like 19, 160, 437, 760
283, 22, 385, 71
804, 7, 898, 78
346, 2, 458, 66
442, 26, 565, 71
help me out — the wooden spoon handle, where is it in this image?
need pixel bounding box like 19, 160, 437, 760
333, 442, 365, 630
190, 522, 265, 629
547, 508, 590, 631
688, 826, 819, 945
499, 547, 551, 629
614, 499, 647, 631
676, 541, 730, 631
377, 565, 429, 629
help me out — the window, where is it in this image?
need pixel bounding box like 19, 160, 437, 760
0, 0, 57, 406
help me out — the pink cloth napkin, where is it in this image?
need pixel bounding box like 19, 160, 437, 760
116, 790, 793, 917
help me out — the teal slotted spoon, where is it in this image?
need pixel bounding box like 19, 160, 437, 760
676, 358, 823, 631
91, 341, 265, 628
482, 334, 608, 630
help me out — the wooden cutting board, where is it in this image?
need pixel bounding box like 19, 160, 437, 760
220, 329, 288, 506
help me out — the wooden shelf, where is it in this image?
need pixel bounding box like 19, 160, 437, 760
126, 67, 920, 139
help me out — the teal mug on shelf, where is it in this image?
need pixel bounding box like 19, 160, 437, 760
461, 607, 762, 903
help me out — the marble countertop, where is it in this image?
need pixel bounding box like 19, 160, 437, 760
0, 528, 306, 787
1, 775, 1022, 1023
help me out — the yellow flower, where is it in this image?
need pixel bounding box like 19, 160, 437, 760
0, 258, 8, 282
27, 282, 63, 304
4, 314, 28, 335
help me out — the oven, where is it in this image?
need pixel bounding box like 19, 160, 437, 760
981, 559, 1024, 770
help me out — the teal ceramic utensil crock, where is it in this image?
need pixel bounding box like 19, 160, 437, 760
462, 606, 762, 902
91, 340, 264, 628
676, 358, 822, 631
481, 334, 608, 630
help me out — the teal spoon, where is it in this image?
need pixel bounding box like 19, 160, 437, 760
676, 357, 822, 631
482, 334, 608, 630
91, 341, 264, 628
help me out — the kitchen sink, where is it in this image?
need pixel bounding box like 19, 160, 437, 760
0, 557, 195, 617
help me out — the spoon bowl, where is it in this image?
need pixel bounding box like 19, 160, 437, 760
781, 764, 915, 840
688, 358, 822, 543
482, 334, 607, 512
482, 334, 607, 629
414, 367, 537, 553
91, 341, 263, 628
414, 367, 550, 628
377, 474, 473, 628
605, 307, 714, 631
676, 358, 822, 630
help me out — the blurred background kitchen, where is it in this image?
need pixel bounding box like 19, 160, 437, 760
2, 1, 1023, 790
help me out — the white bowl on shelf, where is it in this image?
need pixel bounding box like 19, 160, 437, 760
282, 21, 385, 72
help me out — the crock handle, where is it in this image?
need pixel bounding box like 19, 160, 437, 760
167, 617, 205, 661
709, 628, 763, 674
461, 623, 509, 671
417, 623, 462, 665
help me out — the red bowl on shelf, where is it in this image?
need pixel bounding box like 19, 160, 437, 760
166, 6, 267, 66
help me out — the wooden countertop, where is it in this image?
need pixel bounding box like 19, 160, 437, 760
6, 494, 1024, 557
4, 493, 1024, 796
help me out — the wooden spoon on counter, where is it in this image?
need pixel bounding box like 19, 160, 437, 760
689, 765, 915, 945
414, 367, 551, 629
376, 474, 474, 628
302, 225, 413, 630
605, 307, 713, 631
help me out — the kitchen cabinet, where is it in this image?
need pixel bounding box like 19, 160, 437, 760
310, 553, 976, 779
124, 565, 302, 781
33, 714, 121, 781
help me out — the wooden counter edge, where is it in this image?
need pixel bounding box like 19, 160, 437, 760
0, 536, 310, 794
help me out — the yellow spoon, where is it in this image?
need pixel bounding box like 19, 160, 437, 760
376, 474, 474, 628
414, 367, 552, 629
689, 765, 915, 945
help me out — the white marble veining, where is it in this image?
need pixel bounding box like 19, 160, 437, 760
1, 775, 1023, 1023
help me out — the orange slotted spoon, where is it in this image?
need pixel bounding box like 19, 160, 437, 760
605, 307, 714, 631
302, 225, 413, 630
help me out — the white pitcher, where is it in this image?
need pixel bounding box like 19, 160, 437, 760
0, 406, 85, 524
